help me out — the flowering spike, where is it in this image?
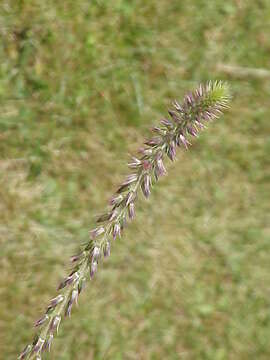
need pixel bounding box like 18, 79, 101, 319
92, 246, 100, 262
168, 110, 181, 123
195, 120, 205, 130
89, 227, 105, 239
103, 241, 111, 258
34, 314, 49, 328
145, 137, 162, 147
18, 345, 32, 359
112, 223, 121, 240
142, 160, 151, 170
161, 118, 173, 128
20, 82, 230, 358
58, 272, 79, 290
128, 156, 141, 169
78, 277, 86, 294
65, 290, 78, 317
90, 261, 97, 279
32, 337, 45, 353
116, 182, 130, 193
49, 315, 61, 334
125, 191, 134, 206
138, 147, 153, 156
128, 202, 135, 219
187, 126, 198, 137
48, 295, 64, 310
167, 141, 176, 161
155, 157, 166, 179
123, 174, 138, 185
109, 194, 123, 206
44, 334, 53, 352
96, 212, 111, 223
152, 126, 166, 135
109, 210, 118, 221
141, 174, 151, 198
70, 253, 81, 263
172, 99, 183, 112
179, 134, 190, 149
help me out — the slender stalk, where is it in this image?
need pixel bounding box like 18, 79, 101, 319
19, 81, 231, 359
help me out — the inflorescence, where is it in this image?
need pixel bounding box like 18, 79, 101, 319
19, 81, 230, 359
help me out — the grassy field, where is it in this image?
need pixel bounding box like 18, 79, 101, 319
0, 1, 269, 359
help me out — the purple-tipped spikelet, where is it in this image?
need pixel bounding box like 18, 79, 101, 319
19, 81, 230, 359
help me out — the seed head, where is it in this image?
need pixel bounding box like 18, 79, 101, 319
128, 202, 135, 219
19, 81, 230, 359
44, 334, 53, 352
92, 246, 100, 262
18, 345, 32, 359
103, 241, 111, 258
33, 337, 45, 353
128, 157, 141, 169
110, 194, 123, 206
48, 295, 64, 310
90, 261, 98, 279
155, 157, 166, 179
49, 315, 61, 334
65, 290, 78, 317
141, 174, 151, 198
90, 227, 105, 239
78, 277, 86, 294
58, 272, 79, 290
113, 223, 121, 240
34, 314, 49, 328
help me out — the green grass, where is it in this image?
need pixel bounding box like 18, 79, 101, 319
0, 1, 269, 359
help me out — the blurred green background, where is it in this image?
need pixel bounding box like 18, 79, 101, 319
0, 1, 269, 359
